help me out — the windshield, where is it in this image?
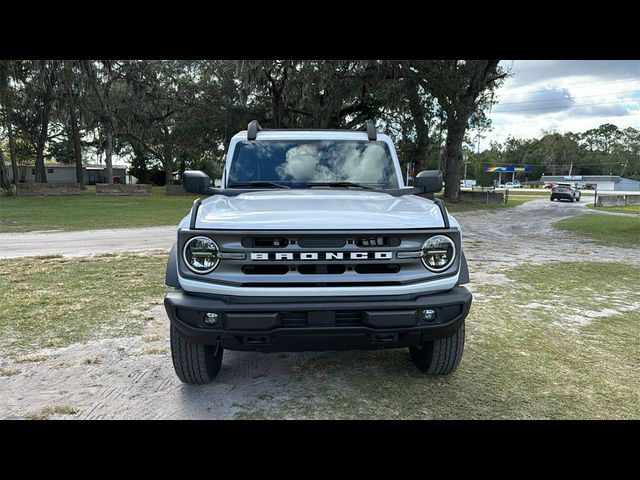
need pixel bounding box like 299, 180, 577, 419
227, 140, 400, 188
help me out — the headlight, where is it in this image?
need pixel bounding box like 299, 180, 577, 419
421, 235, 455, 272
183, 236, 220, 274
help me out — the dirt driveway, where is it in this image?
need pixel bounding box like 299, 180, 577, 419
1, 199, 638, 419
0, 226, 175, 259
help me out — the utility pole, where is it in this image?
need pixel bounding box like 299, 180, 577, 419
568, 161, 573, 176
621, 160, 628, 177
463, 154, 469, 187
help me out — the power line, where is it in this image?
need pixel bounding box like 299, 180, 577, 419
492, 99, 640, 114
487, 111, 640, 126
495, 78, 640, 98
495, 90, 640, 106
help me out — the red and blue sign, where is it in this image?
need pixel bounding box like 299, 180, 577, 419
483, 166, 532, 173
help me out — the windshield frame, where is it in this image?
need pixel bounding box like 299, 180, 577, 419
225, 139, 402, 190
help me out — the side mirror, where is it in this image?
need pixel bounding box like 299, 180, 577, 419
414, 170, 443, 193
182, 170, 211, 194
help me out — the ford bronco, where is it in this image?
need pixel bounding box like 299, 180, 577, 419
164, 121, 472, 384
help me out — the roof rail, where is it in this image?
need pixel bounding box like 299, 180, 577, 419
247, 120, 262, 141
365, 120, 377, 141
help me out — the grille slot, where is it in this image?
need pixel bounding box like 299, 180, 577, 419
281, 312, 307, 326
335, 311, 362, 325
355, 236, 401, 247
297, 264, 346, 275
242, 265, 289, 275
242, 237, 289, 248
354, 264, 401, 274
297, 237, 346, 248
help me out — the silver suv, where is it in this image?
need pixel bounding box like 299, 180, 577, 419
550, 183, 581, 202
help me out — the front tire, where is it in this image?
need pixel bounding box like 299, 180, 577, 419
170, 325, 223, 384
409, 323, 465, 375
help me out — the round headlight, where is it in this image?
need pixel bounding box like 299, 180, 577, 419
421, 235, 455, 272
183, 236, 220, 274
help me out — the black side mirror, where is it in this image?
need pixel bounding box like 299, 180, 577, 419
414, 170, 443, 193
182, 170, 211, 194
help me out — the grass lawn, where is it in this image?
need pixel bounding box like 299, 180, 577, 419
0, 186, 196, 233
587, 204, 640, 214
236, 262, 640, 419
0, 251, 170, 355
554, 213, 640, 248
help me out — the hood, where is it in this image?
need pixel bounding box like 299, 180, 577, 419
194, 190, 447, 230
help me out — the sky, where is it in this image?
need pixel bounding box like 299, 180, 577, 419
475, 60, 640, 151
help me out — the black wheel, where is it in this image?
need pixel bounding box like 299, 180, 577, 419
170, 324, 223, 384
409, 322, 465, 375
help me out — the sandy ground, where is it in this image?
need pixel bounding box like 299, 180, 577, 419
1, 198, 638, 419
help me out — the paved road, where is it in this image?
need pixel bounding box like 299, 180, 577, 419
1, 198, 639, 419
0, 226, 176, 259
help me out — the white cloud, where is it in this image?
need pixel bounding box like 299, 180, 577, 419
476, 60, 640, 150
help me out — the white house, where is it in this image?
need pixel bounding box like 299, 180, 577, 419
541, 175, 640, 191
5, 163, 130, 185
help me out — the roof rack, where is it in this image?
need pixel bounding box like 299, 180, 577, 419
364, 120, 377, 141
246, 119, 378, 140
247, 120, 262, 141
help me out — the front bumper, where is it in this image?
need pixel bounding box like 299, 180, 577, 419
164, 287, 472, 352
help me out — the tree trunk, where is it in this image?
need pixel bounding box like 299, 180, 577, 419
5, 114, 19, 185
443, 121, 466, 202
34, 101, 51, 183
0, 146, 11, 194
163, 144, 174, 185
69, 105, 84, 189
104, 125, 114, 184
406, 80, 430, 171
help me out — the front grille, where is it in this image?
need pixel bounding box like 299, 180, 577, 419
178, 229, 460, 288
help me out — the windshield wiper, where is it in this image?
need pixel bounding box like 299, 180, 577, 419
306, 182, 373, 190
228, 181, 291, 189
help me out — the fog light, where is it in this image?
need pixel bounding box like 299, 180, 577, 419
204, 312, 219, 326
422, 309, 437, 322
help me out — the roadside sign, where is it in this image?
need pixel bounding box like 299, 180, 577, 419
407, 163, 415, 185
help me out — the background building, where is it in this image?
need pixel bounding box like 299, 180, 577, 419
541, 175, 640, 191
4, 163, 132, 185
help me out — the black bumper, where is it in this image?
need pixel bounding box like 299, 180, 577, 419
164, 287, 472, 352
551, 193, 574, 200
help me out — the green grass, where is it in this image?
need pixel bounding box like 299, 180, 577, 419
588, 204, 640, 214
236, 262, 640, 419
555, 214, 640, 248
0, 186, 196, 233
0, 251, 170, 355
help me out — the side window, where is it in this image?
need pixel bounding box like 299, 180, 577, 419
47, 168, 54, 174
32, 168, 36, 175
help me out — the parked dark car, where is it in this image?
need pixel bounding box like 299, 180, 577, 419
550, 183, 581, 202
